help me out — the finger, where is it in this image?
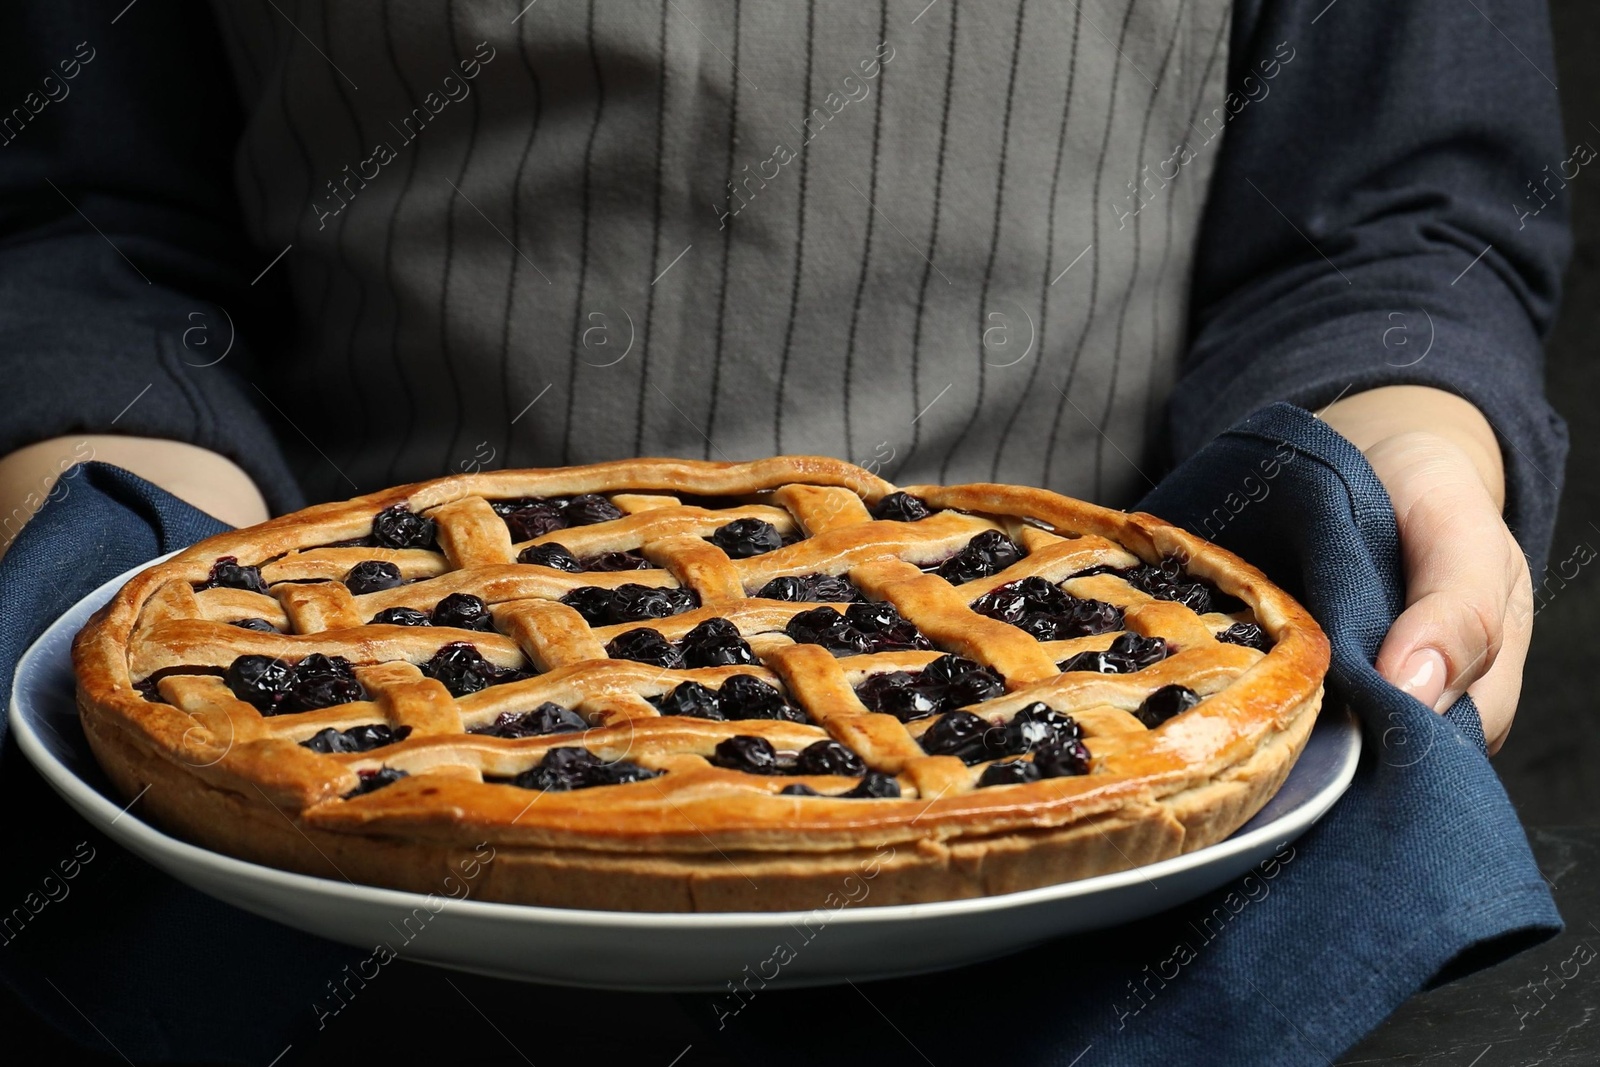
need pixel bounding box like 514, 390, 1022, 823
1372, 454, 1520, 711
1467, 566, 1534, 753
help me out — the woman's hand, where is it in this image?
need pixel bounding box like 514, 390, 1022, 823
1322, 386, 1532, 753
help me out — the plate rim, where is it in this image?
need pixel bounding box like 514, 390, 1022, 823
10, 554, 1360, 931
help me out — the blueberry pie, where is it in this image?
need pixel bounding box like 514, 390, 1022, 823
74, 457, 1327, 912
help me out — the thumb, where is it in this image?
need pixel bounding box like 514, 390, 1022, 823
1370, 441, 1521, 712
1379, 592, 1501, 712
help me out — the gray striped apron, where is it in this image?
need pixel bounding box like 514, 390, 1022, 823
210, 0, 1232, 505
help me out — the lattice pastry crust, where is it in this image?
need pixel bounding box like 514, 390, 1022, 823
74, 457, 1328, 911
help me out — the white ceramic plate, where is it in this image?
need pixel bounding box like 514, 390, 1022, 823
10, 557, 1359, 991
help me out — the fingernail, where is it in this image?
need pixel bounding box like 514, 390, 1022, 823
1398, 648, 1447, 709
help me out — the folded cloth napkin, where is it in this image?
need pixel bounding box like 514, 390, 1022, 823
0, 403, 1559, 1066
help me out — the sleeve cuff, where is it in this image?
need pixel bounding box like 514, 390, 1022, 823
1172, 251, 1568, 575
0, 236, 304, 515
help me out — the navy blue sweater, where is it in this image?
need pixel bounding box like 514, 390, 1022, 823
0, 0, 1572, 571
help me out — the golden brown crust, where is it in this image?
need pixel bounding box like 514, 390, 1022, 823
73, 456, 1329, 911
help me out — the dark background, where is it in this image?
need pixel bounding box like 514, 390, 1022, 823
5, 2, 1598, 1064
1490, 0, 1600, 829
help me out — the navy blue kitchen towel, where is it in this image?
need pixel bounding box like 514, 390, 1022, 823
0, 462, 354, 1063
0, 403, 1560, 1065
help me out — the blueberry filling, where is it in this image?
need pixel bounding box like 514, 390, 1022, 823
372, 606, 432, 627
917, 710, 1005, 764
844, 601, 934, 652
225, 652, 366, 714
846, 601, 917, 640
344, 560, 405, 595
779, 783, 821, 796
711, 735, 783, 774
854, 672, 940, 721
560, 586, 619, 625
716, 675, 808, 722
605, 618, 757, 671
499, 500, 568, 541
518, 541, 653, 573
224, 654, 290, 711
1010, 702, 1085, 749
870, 492, 932, 522
1118, 558, 1218, 612
564, 494, 626, 526
431, 592, 495, 632
582, 550, 653, 572
562, 584, 699, 626
1057, 632, 1169, 674
605, 628, 684, 669
518, 542, 582, 571
794, 739, 867, 777
967, 720, 1093, 787
1078, 557, 1246, 615
853, 654, 1004, 722
842, 773, 901, 799
918, 703, 1082, 765
756, 576, 806, 602
970, 576, 1125, 640
977, 760, 1041, 788
303, 723, 411, 754
710, 518, 785, 559
1218, 621, 1272, 652
494, 494, 623, 541
1135, 684, 1202, 728
711, 735, 871, 779
345, 766, 408, 797
198, 556, 270, 595
650, 676, 807, 723
919, 653, 1007, 705
851, 601, 934, 652
756, 573, 861, 603
372, 505, 437, 549
1032, 736, 1092, 778
934, 531, 1023, 585
508, 746, 658, 792
650, 680, 725, 719
680, 618, 759, 668
230, 617, 278, 632
783, 602, 932, 655
784, 606, 858, 653
421, 642, 532, 696
470, 702, 588, 738
280, 653, 367, 713
619, 584, 699, 621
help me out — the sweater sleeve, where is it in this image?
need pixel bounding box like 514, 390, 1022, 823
0, 0, 302, 512
1178, 0, 1571, 572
